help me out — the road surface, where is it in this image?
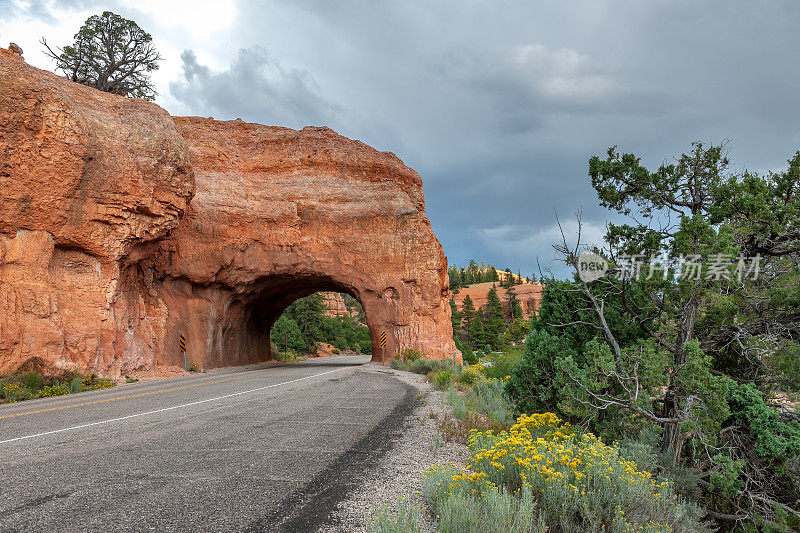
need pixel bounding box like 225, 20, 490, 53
0, 355, 415, 532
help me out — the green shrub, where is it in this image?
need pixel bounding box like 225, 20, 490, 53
482, 348, 522, 381
456, 366, 478, 386
23, 372, 43, 391
390, 356, 451, 376
432, 370, 453, 390
84, 376, 116, 389
423, 464, 545, 533
447, 378, 515, 427
369, 498, 424, 533
399, 348, 422, 362
728, 383, 800, 462
455, 337, 477, 365
0, 371, 115, 403
1, 382, 34, 402
69, 376, 84, 393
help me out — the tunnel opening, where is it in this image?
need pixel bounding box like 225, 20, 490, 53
268, 292, 370, 360
238, 273, 381, 363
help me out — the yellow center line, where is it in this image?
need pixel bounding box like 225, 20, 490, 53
0, 367, 282, 420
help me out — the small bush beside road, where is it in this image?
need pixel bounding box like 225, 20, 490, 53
0, 371, 115, 403
376, 352, 709, 533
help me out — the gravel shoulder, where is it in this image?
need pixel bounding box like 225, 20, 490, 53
320, 364, 469, 532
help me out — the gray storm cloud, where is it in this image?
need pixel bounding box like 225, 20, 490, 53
169, 47, 342, 128
4, 0, 800, 277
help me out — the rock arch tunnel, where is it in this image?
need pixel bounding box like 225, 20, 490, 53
0, 52, 457, 375
146, 117, 457, 369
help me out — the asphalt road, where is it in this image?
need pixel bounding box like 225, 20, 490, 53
0, 355, 416, 532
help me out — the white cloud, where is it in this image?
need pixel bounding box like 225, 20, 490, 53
118, 0, 236, 37
511, 43, 618, 100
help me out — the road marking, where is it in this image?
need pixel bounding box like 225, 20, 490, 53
0, 368, 286, 421
0, 367, 345, 445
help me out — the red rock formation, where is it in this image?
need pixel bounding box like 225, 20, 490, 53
320, 292, 358, 319
0, 52, 457, 375
0, 50, 193, 375
452, 281, 543, 320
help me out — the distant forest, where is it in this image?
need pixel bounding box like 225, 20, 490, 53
448, 260, 536, 291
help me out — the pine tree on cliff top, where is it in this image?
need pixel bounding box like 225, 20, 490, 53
42, 11, 162, 100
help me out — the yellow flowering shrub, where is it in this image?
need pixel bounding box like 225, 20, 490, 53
1, 383, 32, 402
37, 383, 71, 398
1, 371, 116, 403
426, 413, 708, 533
457, 365, 482, 386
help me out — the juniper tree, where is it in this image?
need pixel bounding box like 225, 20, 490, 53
508, 142, 800, 526
42, 11, 162, 100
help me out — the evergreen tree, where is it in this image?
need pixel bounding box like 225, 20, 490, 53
507, 143, 800, 525
283, 293, 325, 350
467, 307, 487, 350
484, 287, 506, 349
449, 297, 462, 335
270, 315, 305, 353
502, 268, 514, 288
448, 265, 461, 290
460, 295, 476, 344
505, 286, 523, 320
42, 11, 162, 100
467, 259, 479, 285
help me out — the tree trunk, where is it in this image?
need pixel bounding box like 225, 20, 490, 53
660, 292, 699, 462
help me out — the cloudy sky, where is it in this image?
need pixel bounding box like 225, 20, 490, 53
2, 1, 799, 277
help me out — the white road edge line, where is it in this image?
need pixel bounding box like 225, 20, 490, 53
0, 367, 346, 445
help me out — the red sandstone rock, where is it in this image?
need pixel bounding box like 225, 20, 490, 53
452, 281, 543, 320
149, 117, 456, 368
0, 52, 456, 375
0, 53, 193, 375
1, 46, 23, 61
320, 292, 358, 319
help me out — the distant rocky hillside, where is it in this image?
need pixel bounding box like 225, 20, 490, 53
320, 292, 364, 321
452, 281, 543, 320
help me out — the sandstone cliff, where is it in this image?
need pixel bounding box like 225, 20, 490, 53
0, 49, 193, 374
320, 292, 359, 319
452, 281, 543, 320
0, 50, 456, 375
